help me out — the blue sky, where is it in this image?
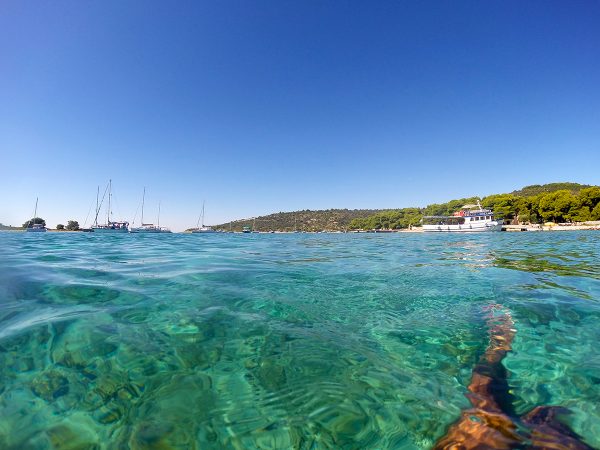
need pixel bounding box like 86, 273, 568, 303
1, 1, 599, 230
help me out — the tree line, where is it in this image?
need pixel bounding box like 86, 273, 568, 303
21, 218, 80, 230
211, 209, 388, 232
482, 187, 600, 224
349, 184, 600, 230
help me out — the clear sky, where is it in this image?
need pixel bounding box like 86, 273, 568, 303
1, 1, 599, 231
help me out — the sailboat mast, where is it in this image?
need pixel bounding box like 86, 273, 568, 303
141, 187, 145, 225
95, 186, 99, 226
107, 179, 112, 224
157, 201, 161, 228
29, 197, 39, 228
201, 201, 205, 227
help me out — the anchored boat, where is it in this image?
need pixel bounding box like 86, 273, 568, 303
422, 201, 503, 232
91, 180, 129, 233
191, 201, 216, 233
25, 197, 47, 232
130, 188, 171, 233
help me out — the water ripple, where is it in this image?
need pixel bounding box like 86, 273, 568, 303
0, 230, 599, 448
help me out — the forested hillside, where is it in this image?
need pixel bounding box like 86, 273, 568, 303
209, 209, 390, 232
510, 182, 591, 197
210, 183, 600, 232
350, 183, 600, 230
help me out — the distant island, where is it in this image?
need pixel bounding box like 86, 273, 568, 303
0, 223, 22, 230
206, 182, 600, 232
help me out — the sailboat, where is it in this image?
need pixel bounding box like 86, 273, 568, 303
25, 198, 47, 232
130, 188, 171, 233
91, 180, 129, 233
191, 201, 216, 233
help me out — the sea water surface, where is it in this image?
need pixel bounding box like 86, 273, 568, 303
0, 231, 599, 449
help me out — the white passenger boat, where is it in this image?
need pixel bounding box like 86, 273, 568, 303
422, 202, 503, 232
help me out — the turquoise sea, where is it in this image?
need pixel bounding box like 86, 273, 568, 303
1, 231, 599, 449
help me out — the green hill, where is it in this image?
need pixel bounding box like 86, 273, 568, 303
210, 182, 600, 232
511, 182, 591, 197
210, 209, 390, 232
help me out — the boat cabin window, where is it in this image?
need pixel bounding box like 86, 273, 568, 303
422, 217, 465, 226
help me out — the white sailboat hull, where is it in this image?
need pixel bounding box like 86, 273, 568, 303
130, 227, 171, 233
91, 226, 129, 233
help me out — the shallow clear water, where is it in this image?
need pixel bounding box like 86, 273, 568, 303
0, 231, 599, 449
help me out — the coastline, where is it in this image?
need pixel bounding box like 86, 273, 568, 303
4, 227, 600, 234
503, 222, 600, 232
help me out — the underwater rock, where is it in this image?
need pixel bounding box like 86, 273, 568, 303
46, 423, 99, 450
255, 359, 287, 392
95, 403, 125, 425
50, 318, 118, 371
173, 342, 223, 370
117, 373, 215, 449
31, 369, 69, 401
129, 421, 178, 450
44, 284, 121, 305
